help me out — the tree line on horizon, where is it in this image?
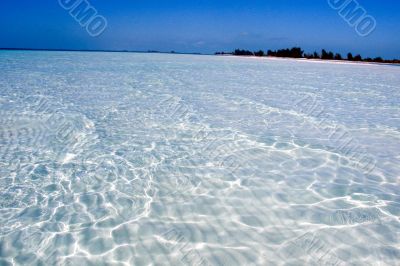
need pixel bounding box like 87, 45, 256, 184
215, 48, 399, 64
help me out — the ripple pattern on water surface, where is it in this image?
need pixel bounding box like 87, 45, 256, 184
0, 51, 400, 266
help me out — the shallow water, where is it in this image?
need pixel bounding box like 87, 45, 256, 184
0, 51, 399, 265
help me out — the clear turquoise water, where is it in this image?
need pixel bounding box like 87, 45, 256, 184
0, 51, 399, 265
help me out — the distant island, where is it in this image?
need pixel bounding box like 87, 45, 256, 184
215, 48, 400, 64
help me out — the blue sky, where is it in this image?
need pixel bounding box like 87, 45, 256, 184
0, 0, 399, 58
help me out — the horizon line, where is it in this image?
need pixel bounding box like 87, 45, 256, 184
1, 47, 399, 66
2, 47, 399, 61
0, 47, 209, 55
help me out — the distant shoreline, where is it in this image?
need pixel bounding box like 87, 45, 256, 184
217, 48, 400, 65
216, 54, 400, 67
1, 47, 398, 66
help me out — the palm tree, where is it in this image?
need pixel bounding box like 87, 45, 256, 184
354, 54, 362, 61
334, 53, 343, 60
347, 53, 354, 61
254, 50, 265, 57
